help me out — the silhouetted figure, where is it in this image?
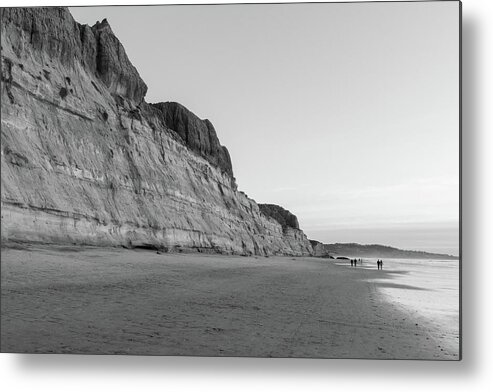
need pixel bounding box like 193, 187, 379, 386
354, 259, 357, 266
350, 259, 354, 267
380, 260, 384, 270
377, 260, 381, 270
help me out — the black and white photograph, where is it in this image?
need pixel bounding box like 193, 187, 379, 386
1, 1, 460, 361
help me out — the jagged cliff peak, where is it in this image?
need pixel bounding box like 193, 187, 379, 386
92, 18, 112, 32
89, 16, 148, 104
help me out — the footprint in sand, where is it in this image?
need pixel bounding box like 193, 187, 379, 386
206, 327, 224, 333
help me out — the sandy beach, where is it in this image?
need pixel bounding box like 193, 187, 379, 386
0, 246, 458, 359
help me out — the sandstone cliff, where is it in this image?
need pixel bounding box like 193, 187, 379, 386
1, 7, 313, 256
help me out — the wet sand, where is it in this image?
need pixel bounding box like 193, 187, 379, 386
0, 246, 458, 359
362, 258, 460, 357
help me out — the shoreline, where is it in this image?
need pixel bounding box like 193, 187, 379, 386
1, 241, 459, 260
0, 246, 459, 359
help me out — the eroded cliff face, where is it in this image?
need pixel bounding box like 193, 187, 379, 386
1, 7, 313, 256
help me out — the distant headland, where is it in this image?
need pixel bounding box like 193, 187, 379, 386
310, 241, 459, 260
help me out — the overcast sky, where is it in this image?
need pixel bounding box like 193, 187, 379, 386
70, 2, 460, 255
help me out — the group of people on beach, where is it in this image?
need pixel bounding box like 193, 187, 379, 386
348, 258, 384, 270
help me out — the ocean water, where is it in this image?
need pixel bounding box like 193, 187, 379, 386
336, 257, 460, 353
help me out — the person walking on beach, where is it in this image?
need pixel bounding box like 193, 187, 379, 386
377, 260, 381, 270
380, 259, 384, 270
351, 259, 354, 267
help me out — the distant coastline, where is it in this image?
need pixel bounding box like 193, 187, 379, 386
310, 241, 459, 260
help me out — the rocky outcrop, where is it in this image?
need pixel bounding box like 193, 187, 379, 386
259, 204, 300, 231
310, 240, 334, 258
91, 19, 148, 104
2, 7, 147, 105
150, 102, 234, 178
1, 7, 313, 256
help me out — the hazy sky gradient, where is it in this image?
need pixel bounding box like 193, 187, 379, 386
70, 2, 460, 255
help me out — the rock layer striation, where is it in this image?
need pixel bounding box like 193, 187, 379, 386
1, 7, 313, 256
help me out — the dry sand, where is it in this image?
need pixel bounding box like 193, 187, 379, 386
0, 246, 458, 359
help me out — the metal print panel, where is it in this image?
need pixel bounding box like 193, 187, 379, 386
0, 1, 461, 359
